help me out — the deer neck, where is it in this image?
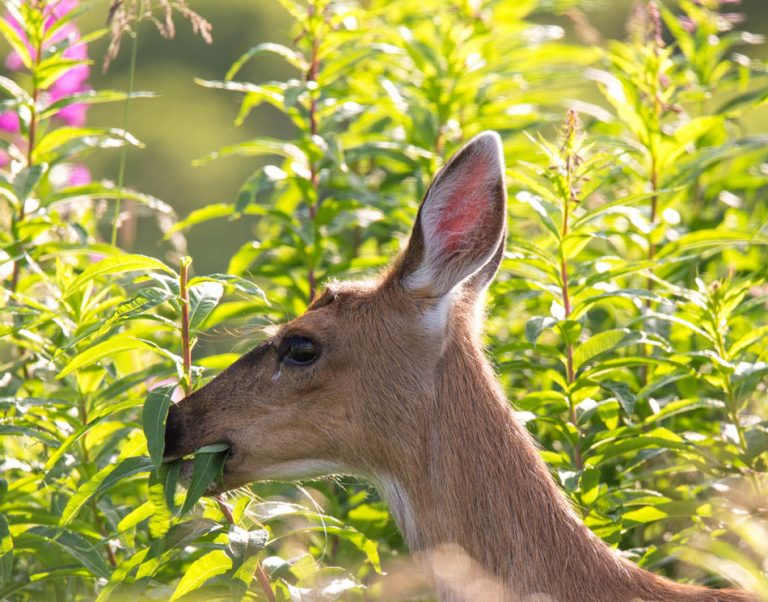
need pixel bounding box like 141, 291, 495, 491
372, 329, 715, 602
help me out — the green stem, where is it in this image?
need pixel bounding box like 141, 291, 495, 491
559, 113, 582, 471
179, 257, 192, 395
215, 497, 274, 600
305, 2, 321, 304
111, 29, 139, 247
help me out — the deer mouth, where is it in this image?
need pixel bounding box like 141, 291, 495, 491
168, 440, 239, 496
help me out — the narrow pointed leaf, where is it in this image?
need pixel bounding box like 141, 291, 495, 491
143, 385, 175, 467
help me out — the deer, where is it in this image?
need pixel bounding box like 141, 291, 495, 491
163, 132, 756, 602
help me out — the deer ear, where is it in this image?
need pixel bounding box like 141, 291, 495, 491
396, 131, 507, 301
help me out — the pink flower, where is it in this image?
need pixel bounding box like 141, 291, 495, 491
45, 0, 78, 23
0, 112, 19, 133
68, 164, 91, 186
3, 2, 91, 125
52, 99, 89, 126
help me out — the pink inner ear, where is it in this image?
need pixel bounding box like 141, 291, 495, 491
435, 175, 488, 251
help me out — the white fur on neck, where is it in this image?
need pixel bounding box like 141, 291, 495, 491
258, 459, 349, 481
372, 474, 419, 548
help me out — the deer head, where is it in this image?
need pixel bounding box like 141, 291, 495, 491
163, 131, 506, 499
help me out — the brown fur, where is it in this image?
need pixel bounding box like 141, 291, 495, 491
164, 133, 755, 602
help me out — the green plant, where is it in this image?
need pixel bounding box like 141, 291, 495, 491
1, 0, 767, 600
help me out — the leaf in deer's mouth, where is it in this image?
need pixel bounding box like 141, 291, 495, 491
162, 443, 231, 515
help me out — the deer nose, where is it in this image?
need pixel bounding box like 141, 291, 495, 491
163, 404, 186, 461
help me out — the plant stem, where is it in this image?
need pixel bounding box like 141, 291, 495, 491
305, 2, 321, 304
254, 560, 276, 602
560, 110, 582, 471
561, 251, 582, 470
215, 497, 275, 601
111, 29, 140, 247
179, 257, 192, 395
646, 158, 659, 290
641, 4, 665, 387
180, 258, 272, 597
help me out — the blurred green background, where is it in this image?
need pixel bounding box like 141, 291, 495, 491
74, 0, 768, 275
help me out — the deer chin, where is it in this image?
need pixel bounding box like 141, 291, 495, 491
180, 457, 352, 497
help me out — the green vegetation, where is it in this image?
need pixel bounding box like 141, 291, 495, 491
1, 0, 767, 599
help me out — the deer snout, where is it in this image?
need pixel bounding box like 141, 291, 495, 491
163, 404, 201, 462
163, 403, 187, 462
163, 398, 236, 463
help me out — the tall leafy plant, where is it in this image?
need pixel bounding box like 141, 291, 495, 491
1, 0, 766, 599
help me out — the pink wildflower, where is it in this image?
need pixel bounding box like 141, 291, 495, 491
0, 112, 20, 133
67, 164, 91, 186
4, 1, 90, 125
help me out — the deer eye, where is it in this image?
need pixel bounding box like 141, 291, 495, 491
279, 335, 319, 366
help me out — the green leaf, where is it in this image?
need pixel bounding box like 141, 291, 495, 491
99, 287, 176, 336
0, 16, 31, 70
188, 281, 224, 331
227, 525, 268, 561
188, 274, 267, 303
195, 137, 307, 167
580, 467, 600, 505
117, 501, 156, 532
0, 425, 61, 448
718, 86, 768, 115
656, 229, 768, 259
35, 58, 89, 90
588, 428, 687, 463
12, 164, 47, 202
572, 329, 628, 372
162, 461, 182, 513
599, 380, 636, 416
164, 203, 240, 237
65, 253, 175, 297
143, 385, 175, 468
0, 514, 13, 583
179, 449, 229, 515
745, 424, 768, 462
729, 324, 768, 358
233, 166, 285, 213
576, 289, 665, 317
170, 549, 232, 601
622, 506, 668, 524
93, 548, 151, 602
525, 316, 556, 345
226, 43, 307, 80
26, 527, 110, 579
39, 90, 156, 120
0, 75, 30, 105
57, 336, 156, 379
570, 189, 667, 231
60, 457, 154, 525
34, 127, 142, 161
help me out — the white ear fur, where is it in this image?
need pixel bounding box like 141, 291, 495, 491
402, 131, 507, 302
